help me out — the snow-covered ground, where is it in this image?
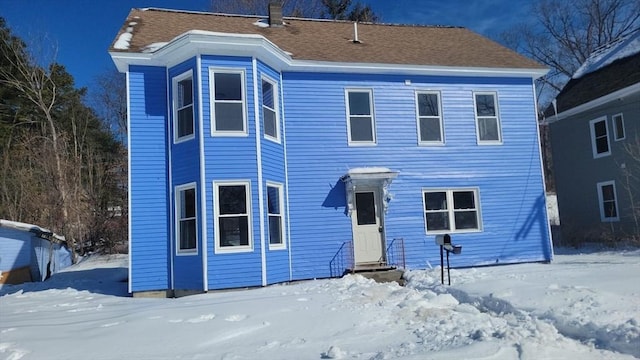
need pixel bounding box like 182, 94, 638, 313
1, 248, 638, 360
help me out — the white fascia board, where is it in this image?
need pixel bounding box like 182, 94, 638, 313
549, 82, 640, 123
109, 30, 549, 79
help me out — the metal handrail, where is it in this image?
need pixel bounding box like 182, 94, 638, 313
386, 237, 406, 269
329, 241, 353, 277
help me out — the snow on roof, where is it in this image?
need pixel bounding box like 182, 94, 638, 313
142, 42, 169, 53
347, 167, 394, 175
0, 219, 66, 242
113, 23, 138, 50
573, 29, 640, 79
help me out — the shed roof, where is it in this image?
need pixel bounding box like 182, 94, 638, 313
110, 8, 544, 71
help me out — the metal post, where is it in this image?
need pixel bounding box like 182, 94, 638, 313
446, 249, 451, 285
440, 245, 444, 285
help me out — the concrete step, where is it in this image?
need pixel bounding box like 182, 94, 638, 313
357, 269, 405, 285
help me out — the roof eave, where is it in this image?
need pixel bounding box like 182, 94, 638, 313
547, 82, 640, 123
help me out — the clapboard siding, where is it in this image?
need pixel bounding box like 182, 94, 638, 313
257, 60, 290, 284
283, 72, 551, 280
0, 228, 31, 271
200, 55, 263, 290
129, 65, 170, 292
168, 58, 204, 290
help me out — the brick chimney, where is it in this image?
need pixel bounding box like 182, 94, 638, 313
268, 2, 283, 27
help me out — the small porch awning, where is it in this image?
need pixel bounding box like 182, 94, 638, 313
341, 167, 399, 215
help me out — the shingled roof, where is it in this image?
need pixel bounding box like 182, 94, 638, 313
110, 8, 545, 71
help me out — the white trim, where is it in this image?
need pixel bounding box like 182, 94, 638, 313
473, 91, 503, 145
422, 188, 483, 234
172, 70, 195, 143
266, 182, 286, 250
197, 55, 208, 291
166, 67, 175, 290
213, 180, 254, 253
280, 72, 294, 280
109, 30, 548, 79
532, 79, 554, 260
589, 116, 611, 159
253, 58, 267, 286
548, 82, 640, 123
415, 90, 445, 146
596, 180, 620, 222
209, 67, 248, 136
261, 75, 281, 143
612, 113, 625, 141
126, 70, 132, 293
175, 182, 199, 255
345, 88, 377, 146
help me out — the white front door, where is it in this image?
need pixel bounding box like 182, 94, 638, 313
352, 189, 384, 265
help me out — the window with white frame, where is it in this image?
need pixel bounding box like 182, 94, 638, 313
176, 183, 197, 253
211, 69, 246, 135
423, 189, 481, 233
597, 181, 619, 222
473, 92, 502, 144
267, 183, 284, 248
173, 71, 194, 142
214, 181, 252, 251
613, 113, 625, 141
589, 117, 610, 158
416, 91, 444, 144
346, 89, 376, 144
262, 78, 279, 141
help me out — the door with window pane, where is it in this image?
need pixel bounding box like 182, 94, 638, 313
351, 189, 384, 265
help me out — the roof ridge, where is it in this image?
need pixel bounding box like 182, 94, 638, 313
136, 7, 463, 29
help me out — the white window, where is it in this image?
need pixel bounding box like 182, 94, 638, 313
346, 89, 376, 145
597, 181, 619, 222
173, 71, 194, 143
214, 181, 252, 252
210, 69, 247, 135
262, 77, 279, 142
473, 92, 502, 144
267, 183, 285, 249
175, 183, 197, 254
613, 113, 625, 141
589, 117, 610, 158
416, 91, 444, 145
423, 189, 482, 234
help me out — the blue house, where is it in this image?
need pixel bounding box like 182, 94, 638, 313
109, 6, 553, 296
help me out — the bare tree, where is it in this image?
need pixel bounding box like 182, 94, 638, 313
90, 69, 127, 143
210, 0, 378, 21
501, 0, 640, 104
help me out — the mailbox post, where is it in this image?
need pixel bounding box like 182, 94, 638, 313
435, 234, 461, 285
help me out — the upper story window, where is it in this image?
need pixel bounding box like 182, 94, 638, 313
473, 92, 502, 144
346, 89, 376, 145
210, 69, 247, 136
589, 117, 610, 158
214, 181, 252, 253
175, 183, 197, 254
262, 77, 279, 142
416, 91, 444, 145
597, 181, 619, 222
423, 188, 482, 234
613, 113, 625, 141
173, 71, 194, 143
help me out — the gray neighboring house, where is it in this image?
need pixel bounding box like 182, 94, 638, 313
547, 29, 640, 243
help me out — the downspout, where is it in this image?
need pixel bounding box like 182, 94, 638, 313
533, 78, 554, 261
280, 72, 293, 281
